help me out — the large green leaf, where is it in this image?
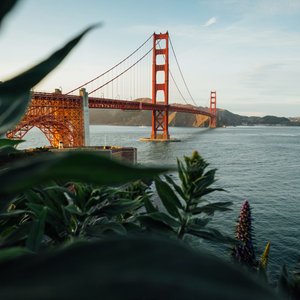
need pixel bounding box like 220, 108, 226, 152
26, 207, 47, 252
0, 138, 23, 148
0, 222, 32, 246
143, 197, 158, 213
177, 159, 188, 191
155, 178, 182, 218
165, 174, 186, 200
0, 0, 18, 28
0, 152, 167, 202
187, 217, 212, 230
0, 24, 100, 135
0, 237, 279, 299
138, 212, 180, 228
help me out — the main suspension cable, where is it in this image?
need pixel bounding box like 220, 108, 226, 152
88, 47, 153, 95
66, 34, 153, 95
169, 35, 198, 106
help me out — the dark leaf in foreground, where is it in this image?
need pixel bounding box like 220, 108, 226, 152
0, 139, 23, 148
0, 24, 100, 135
0, 237, 279, 299
0, 152, 167, 200
0, 0, 18, 28
25, 207, 47, 252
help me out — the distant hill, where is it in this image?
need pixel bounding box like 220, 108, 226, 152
217, 110, 297, 127
89, 100, 300, 127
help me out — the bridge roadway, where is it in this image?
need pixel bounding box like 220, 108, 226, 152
31, 92, 213, 118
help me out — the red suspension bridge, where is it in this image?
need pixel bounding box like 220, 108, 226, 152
7, 32, 217, 147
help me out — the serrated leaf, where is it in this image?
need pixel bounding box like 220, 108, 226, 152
138, 212, 180, 228
143, 197, 158, 213
25, 207, 47, 252
0, 24, 100, 135
192, 187, 225, 199
155, 178, 182, 218
177, 159, 188, 191
165, 174, 186, 200
187, 217, 212, 230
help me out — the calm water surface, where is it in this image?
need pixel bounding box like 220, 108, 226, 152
20, 125, 300, 282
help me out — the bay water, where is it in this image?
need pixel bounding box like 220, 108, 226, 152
20, 125, 300, 282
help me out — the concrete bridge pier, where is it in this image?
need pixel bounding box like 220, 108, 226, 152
80, 88, 90, 146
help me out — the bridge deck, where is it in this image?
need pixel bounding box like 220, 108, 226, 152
31, 92, 212, 117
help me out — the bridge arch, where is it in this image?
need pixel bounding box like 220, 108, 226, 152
7, 118, 76, 147
6, 93, 85, 147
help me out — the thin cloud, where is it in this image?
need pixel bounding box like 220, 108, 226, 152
203, 17, 217, 27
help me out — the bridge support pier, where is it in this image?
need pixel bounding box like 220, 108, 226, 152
80, 88, 90, 146
209, 91, 217, 128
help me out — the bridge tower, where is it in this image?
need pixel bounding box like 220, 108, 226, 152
151, 32, 170, 140
209, 91, 217, 128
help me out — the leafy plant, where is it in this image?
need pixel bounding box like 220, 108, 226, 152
138, 151, 233, 243
0, 181, 153, 251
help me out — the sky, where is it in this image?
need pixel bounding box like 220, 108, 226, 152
0, 0, 300, 117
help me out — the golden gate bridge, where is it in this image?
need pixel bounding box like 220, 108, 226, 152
7, 32, 217, 147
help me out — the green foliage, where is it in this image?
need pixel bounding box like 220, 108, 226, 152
0, 151, 234, 251
138, 151, 233, 243
0, 181, 150, 250
0, 236, 279, 300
